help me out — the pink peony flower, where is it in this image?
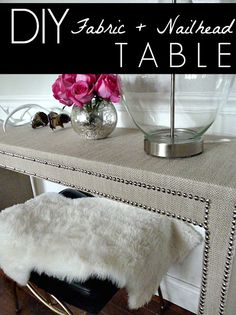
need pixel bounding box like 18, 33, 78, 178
61, 74, 77, 86
95, 74, 120, 103
52, 75, 74, 106
68, 81, 94, 108
52, 74, 121, 108
75, 74, 97, 85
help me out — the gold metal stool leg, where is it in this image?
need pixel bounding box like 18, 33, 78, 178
27, 282, 73, 315
158, 285, 170, 315
13, 282, 21, 314
27, 282, 167, 315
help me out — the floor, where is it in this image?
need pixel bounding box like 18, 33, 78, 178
0, 271, 195, 315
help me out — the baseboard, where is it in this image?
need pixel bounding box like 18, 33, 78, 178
158, 274, 200, 314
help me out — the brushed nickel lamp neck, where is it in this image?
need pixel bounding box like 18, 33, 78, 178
144, 0, 204, 158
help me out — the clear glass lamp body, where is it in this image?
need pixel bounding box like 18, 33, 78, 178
120, 74, 233, 158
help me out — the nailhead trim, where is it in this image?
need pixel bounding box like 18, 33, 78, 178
218, 205, 236, 315
0, 150, 207, 203
0, 157, 213, 315
0, 162, 205, 228
198, 200, 211, 314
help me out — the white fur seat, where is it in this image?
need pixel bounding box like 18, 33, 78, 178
0, 192, 202, 309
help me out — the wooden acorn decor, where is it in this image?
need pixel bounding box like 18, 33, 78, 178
31, 112, 49, 129
31, 111, 71, 130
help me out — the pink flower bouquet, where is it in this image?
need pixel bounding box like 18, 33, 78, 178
52, 74, 121, 109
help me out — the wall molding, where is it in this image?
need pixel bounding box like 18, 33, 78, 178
0, 95, 133, 128
0, 93, 235, 113
1, 94, 236, 133
160, 274, 200, 314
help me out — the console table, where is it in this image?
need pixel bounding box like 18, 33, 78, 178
0, 125, 235, 315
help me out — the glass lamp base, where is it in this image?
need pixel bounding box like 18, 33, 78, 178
144, 130, 203, 158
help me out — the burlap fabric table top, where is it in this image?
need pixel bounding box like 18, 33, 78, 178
0, 124, 236, 315
0, 125, 235, 189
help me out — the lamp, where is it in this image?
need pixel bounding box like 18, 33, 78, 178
120, 74, 233, 158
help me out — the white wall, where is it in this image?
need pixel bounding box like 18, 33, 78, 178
1, 74, 236, 135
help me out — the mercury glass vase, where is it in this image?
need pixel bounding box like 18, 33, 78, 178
71, 101, 117, 140
120, 74, 233, 158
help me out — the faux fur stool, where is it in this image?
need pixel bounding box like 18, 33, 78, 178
0, 188, 202, 314
28, 189, 119, 315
